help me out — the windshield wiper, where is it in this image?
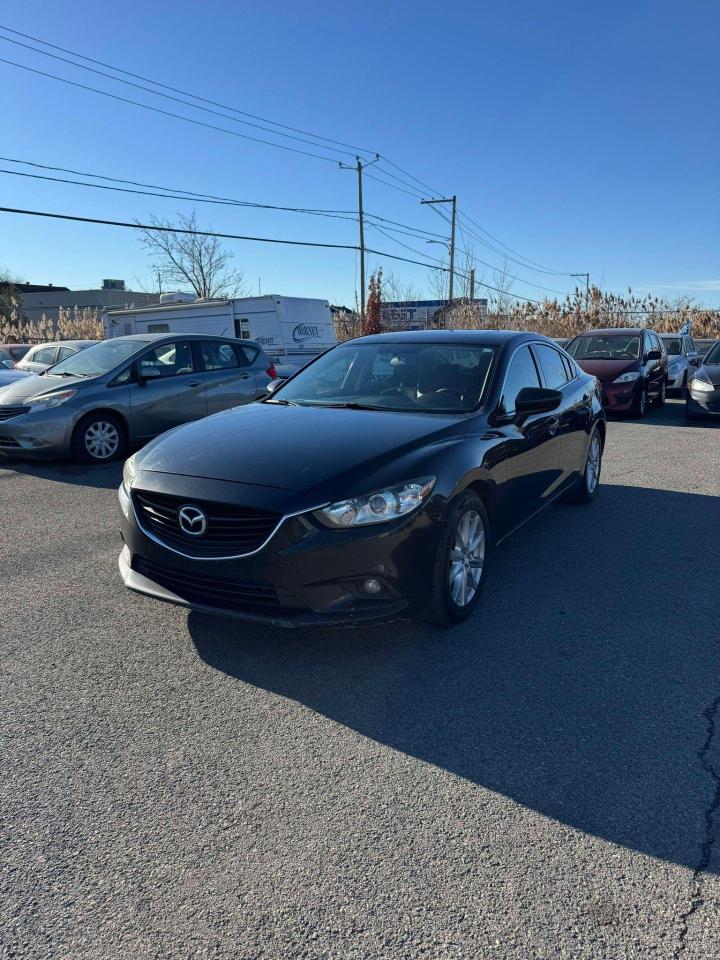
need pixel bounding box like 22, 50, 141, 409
314, 401, 383, 410
266, 397, 298, 406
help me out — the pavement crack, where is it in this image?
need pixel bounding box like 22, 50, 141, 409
674, 695, 720, 958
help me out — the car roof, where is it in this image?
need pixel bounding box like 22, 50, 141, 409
572, 328, 644, 337
30, 339, 98, 348
349, 329, 553, 347
104, 333, 262, 346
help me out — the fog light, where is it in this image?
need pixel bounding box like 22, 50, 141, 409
363, 578, 383, 596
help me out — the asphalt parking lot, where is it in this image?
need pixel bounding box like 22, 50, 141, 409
1, 398, 719, 960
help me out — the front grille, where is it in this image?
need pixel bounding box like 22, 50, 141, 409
132, 555, 281, 612
0, 406, 29, 421
132, 489, 282, 558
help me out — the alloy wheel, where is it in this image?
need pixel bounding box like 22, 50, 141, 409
586, 432, 602, 494
448, 509, 485, 608
84, 420, 120, 460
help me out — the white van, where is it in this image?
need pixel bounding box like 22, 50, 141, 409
103, 295, 337, 377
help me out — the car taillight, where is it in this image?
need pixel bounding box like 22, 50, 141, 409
266, 363, 277, 379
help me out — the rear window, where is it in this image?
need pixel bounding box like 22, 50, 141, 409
201, 341, 240, 370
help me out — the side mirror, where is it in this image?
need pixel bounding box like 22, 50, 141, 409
645, 349, 662, 362
137, 365, 163, 383
688, 356, 701, 366
514, 386, 563, 415
266, 378, 285, 394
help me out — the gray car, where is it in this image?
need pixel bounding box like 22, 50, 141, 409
15, 339, 98, 374
659, 333, 701, 393
0, 334, 274, 462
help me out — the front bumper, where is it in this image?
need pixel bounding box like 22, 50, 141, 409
666, 368, 686, 391
600, 380, 641, 413
118, 483, 441, 627
686, 389, 720, 418
0, 407, 75, 458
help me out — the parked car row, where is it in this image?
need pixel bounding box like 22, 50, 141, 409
565, 327, 720, 421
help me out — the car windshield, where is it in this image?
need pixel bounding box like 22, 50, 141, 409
662, 338, 682, 355
270, 342, 496, 412
567, 335, 641, 360
49, 339, 143, 377
704, 342, 720, 365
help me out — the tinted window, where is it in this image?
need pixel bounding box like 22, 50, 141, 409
32, 346, 57, 365
238, 345, 258, 366
500, 346, 541, 415
201, 341, 240, 371
56, 346, 77, 361
534, 344, 569, 390
139, 342, 194, 377
662, 338, 682, 355
272, 342, 496, 412
704, 342, 720, 365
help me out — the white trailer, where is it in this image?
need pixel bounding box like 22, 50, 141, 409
103, 295, 336, 376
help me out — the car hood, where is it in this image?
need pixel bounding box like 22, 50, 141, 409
0, 372, 86, 402
575, 358, 640, 383
137, 402, 469, 494
696, 364, 720, 387
0, 369, 33, 387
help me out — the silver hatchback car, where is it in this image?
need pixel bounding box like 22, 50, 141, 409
0, 334, 275, 462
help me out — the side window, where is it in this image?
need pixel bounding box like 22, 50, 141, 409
32, 346, 57, 365
56, 346, 76, 361
687, 337, 696, 353
534, 344, 569, 390
138, 341, 194, 377
560, 353, 576, 380
238, 345, 259, 366
500, 346, 541, 415
147, 323, 170, 334
201, 341, 240, 371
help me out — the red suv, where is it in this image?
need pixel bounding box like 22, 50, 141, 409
566, 328, 668, 417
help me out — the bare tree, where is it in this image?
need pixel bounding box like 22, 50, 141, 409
137, 211, 249, 299
380, 270, 422, 303
490, 257, 515, 315
426, 265, 448, 301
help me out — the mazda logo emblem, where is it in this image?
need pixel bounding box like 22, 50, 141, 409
178, 505, 207, 536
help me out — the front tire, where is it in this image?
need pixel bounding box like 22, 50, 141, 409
71, 412, 127, 463
653, 379, 666, 407
421, 492, 490, 627
630, 384, 647, 418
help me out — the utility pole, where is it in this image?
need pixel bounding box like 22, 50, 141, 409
468, 268, 475, 302
421, 195, 456, 303
340, 154, 380, 321
572, 272, 590, 310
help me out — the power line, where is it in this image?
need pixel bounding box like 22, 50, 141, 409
0, 23, 377, 158
0, 204, 476, 279
456, 210, 574, 276
0, 32, 370, 162
0, 164, 359, 222
0, 57, 344, 165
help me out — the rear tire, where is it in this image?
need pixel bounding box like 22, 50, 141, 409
71, 412, 127, 463
420, 492, 490, 627
566, 427, 603, 504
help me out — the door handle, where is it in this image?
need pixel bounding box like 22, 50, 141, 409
185, 380, 202, 387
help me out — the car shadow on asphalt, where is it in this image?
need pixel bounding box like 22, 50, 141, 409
612, 398, 720, 429
0, 457, 124, 489
188, 483, 720, 872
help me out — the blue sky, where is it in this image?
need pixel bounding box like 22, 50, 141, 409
1, 0, 719, 306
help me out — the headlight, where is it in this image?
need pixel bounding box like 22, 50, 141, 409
122, 453, 138, 495
314, 477, 436, 528
25, 388, 77, 411
612, 372, 640, 383
690, 374, 714, 393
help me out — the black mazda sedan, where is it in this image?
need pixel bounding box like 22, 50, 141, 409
118, 331, 605, 627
